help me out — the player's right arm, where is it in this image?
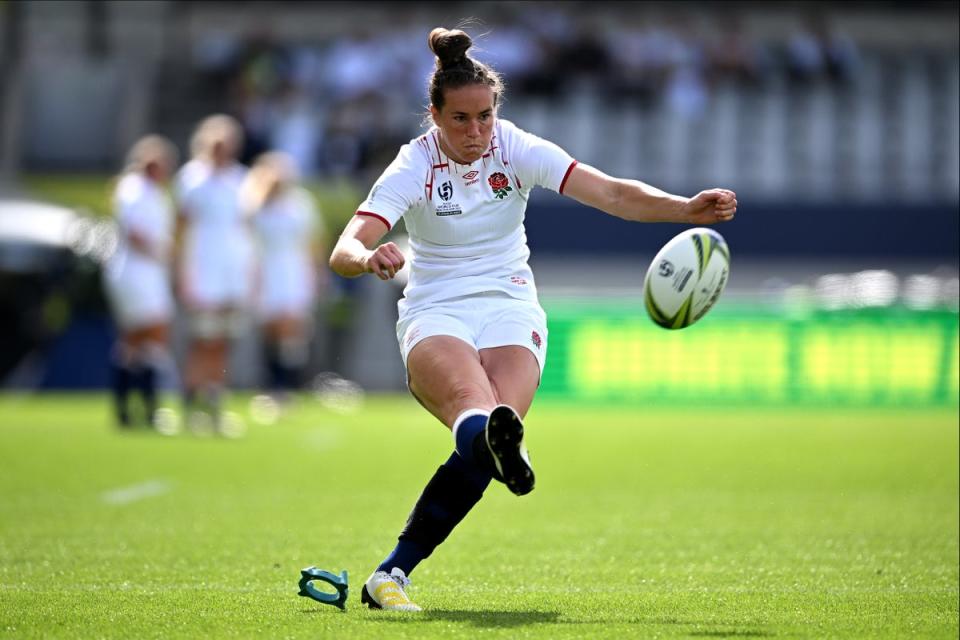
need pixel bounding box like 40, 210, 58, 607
329, 215, 405, 280
330, 142, 421, 281
115, 175, 163, 261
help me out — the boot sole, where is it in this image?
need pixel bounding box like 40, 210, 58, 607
486, 405, 535, 496
361, 584, 381, 609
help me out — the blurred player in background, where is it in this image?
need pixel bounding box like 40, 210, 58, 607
241, 151, 326, 406
329, 27, 737, 611
102, 135, 180, 429
173, 115, 253, 431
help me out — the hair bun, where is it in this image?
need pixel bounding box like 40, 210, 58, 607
428, 27, 472, 68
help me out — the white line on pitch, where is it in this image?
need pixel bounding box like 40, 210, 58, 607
100, 480, 171, 506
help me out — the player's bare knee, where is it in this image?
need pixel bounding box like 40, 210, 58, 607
447, 380, 494, 416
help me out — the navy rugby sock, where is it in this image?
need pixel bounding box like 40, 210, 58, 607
110, 361, 133, 426
135, 363, 158, 425
453, 411, 489, 467
377, 451, 492, 576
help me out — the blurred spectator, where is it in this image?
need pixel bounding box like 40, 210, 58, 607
554, 18, 613, 91
228, 29, 294, 163
515, 5, 575, 97
267, 83, 322, 177
608, 14, 709, 117
608, 17, 661, 107
661, 15, 709, 119
704, 15, 772, 88
241, 151, 327, 402
472, 13, 546, 96
785, 14, 861, 86
817, 18, 862, 84
173, 114, 253, 432
102, 135, 180, 429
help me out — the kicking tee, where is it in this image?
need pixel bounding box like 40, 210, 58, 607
357, 119, 577, 313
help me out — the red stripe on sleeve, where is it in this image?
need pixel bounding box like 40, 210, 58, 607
558, 160, 579, 195
356, 210, 391, 230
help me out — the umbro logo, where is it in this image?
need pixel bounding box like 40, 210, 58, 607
462, 170, 480, 186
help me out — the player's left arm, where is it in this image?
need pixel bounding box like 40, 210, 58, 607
561, 163, 737, 225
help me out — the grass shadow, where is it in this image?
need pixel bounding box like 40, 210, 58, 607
426, 609, 562, 628
302, 608, 776, 635
362, 608, 562, 628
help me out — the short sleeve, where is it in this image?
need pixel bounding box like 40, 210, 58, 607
173, 160, 204, 217
355, 143, 424, 230
501, 120, 577, 194
114, 174, 146, 230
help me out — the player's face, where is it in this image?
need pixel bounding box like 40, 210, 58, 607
431, 84, 496, 165
145, 158, 173, 184
209, 138, 239, 168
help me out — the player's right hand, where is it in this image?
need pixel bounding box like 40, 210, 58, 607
365, 242, 405, 280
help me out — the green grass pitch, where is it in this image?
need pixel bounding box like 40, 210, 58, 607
1, 394, 957, 639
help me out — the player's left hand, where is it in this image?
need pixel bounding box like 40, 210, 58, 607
683, 189, 737, 224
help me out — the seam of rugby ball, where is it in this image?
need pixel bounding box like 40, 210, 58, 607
692, 233, 705, 278
671, 295, 693, 329
715, 241, 730, 264
701, 233, 715, 276
644, 282, 670, 327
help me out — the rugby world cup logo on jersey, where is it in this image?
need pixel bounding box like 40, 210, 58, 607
434, 180, 462, 216
438, 180, 453, 201
488, 172, 513, 199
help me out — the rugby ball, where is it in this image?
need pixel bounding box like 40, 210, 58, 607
643, 227, 730, 329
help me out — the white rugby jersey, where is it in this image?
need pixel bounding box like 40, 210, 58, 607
110, 172, 174, 269
357, 119, 577, 311
253, 187, 318, 261
174, 159, 250, 260
252, 187, 320, 311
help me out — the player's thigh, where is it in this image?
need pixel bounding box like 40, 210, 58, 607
406, 336, 497, 429
479, 345, 541, 418
475, 298, 547, 417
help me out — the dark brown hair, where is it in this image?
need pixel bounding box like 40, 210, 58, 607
427, 27, 503, 112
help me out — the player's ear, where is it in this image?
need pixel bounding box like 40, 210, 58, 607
429, 104, 441, 126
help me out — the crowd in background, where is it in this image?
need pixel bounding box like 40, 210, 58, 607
187, 8, 861, 182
